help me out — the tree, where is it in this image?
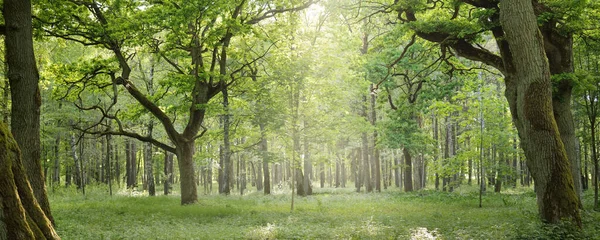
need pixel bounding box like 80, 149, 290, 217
386, 0, 585, 224
499, 0, 580, 225
37, 0, 313, 204
4, 0, 55, 223
1, 0, 64, 214
573, 42, 600, 209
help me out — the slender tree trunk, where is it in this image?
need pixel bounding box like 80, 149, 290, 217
403, 148, 413, 192
302, 121, 312, 195
164, 150, 173, 195
106, 132, 112, 196
79, 134, 86, 194
70, 133, 83, 190
341, 158, 347, 188
53, 132, 61, 186
370, 84, 381, 192
145, 121, 155, 196
115, 144, 120, 187
590, 113, 599, 209
334, 158, 339, 188
355, 148, 361, 192
259, 123, 270, 194
582, 142, 588, 191
500, 0, 581, 225
126, 140, 137, 189
394, 150, 400, 188
221, 83, 233, 195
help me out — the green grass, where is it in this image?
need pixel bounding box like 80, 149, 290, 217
49, 185, 600, 239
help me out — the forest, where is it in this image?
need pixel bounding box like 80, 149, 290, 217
1, 0, 600, 239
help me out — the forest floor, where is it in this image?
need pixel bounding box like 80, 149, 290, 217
49, 185, 600, 239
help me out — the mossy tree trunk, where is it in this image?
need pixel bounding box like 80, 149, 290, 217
499, 0, 581, 226
4, 0, 54, 224
0, 123, 60, 239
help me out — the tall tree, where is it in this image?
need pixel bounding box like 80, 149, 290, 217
4, 0, 54, 223
0, 1, 57, 235
387, 0, 586, 224
499, 0, 581, 225
37, 0, 313, 204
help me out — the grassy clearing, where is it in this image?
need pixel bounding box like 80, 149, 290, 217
49, 185, 600, 239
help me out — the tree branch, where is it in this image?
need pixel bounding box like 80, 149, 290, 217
246, 0, 315, 25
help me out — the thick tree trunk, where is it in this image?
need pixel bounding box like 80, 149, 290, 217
176, 140, 198, 204
5, 0, 54, 224
0, 123, 60, 239
500, 0, 581, 225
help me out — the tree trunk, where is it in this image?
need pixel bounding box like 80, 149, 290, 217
145, 121, 155, 196
126, 140, 137, 189
70, 133, 83, 190
394, 150, 400, 188
370, 84, 381, 192
106, 132, 113, 196
221, 84, 233, 195
175, 140, 198, 204
334, 159, 339, 188
500, 0, 581, 225
341, 158, 347, 188
302, 121, 312, 195
53, 132, 61, 186
0, 123, 60, 239
5, 0, 54, 224
163, 150, 173, 195
259, 124, 270, 194
433, 114, 440, 190
403, 147, 413, 192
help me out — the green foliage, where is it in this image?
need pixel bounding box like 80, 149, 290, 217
48, 185, 600, 239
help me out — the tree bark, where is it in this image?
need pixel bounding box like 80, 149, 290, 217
163, 150, 173, 195
221, 84, 233, 195
0, 123, 60, 239
302, 121, 313, 195
145, 121, 155, 196
500, 0, 581, 225
370, 84, 381, 192
403, 147, 413, 192
176, 140, 198, 204
5, 0, 54, 224
361, 95, 372, 193
53, 132, 61, 186
69, 133, 83, 190
259, 123, 270, 194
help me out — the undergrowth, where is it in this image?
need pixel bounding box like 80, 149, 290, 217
48, 184, 600, 239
